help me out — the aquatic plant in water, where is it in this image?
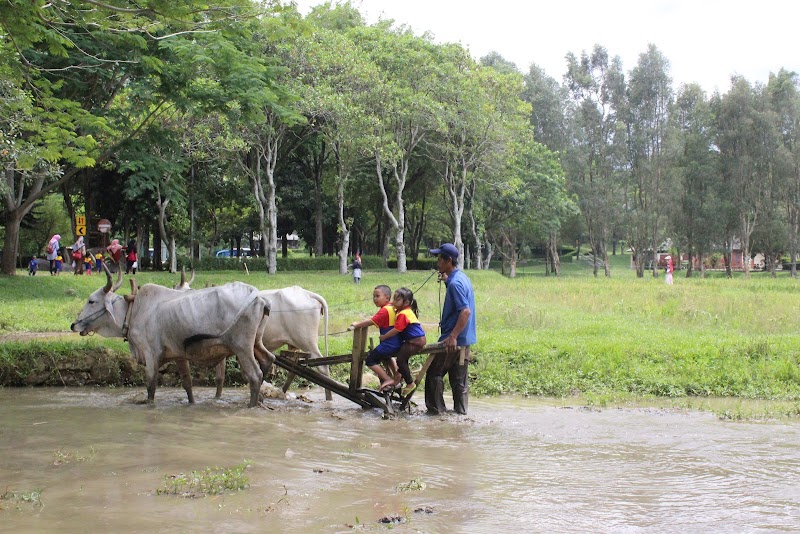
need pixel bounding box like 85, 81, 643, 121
157, 461, 251, 497
0, 489, 43, 509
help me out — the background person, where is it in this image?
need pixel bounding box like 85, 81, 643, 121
71, 236, 85, 275
426, 243, 476, 415
46, 234, 61, 275
28, 255, 38, 275
95, 251, 104, 274
125, 245, 138, 274
665, 255, 674, 285
107, 239, 123, 270
350, 254, 362, 284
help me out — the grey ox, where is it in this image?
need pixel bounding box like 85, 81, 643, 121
70, 269, 272, 407
205, 285, 329, 399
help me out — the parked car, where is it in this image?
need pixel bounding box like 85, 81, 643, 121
215, 247, 253, 258
147, 248, 169, 261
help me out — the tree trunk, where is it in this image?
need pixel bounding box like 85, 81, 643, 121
548, 231, 561, 276
314, 171, 323, 257
336, 176, 349, 275
485, 241, 494, 270
375, 156, 407, 273
468, 203, 483, 270
169, 236, 177, 273
156, 192, 175, 274
1, 211, 22, 274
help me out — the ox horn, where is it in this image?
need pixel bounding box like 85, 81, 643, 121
179, 266, 186, 285
103, 263, 114, 293
187, 269, 195, 286
124, 278, 139, 302
103, 263, 123, 293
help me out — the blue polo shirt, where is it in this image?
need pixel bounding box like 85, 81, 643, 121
439, 269, 477, 346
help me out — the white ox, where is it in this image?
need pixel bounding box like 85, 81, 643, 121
70, 269, 272, 407
212, 285, 329, 397
170, 277, 329, 399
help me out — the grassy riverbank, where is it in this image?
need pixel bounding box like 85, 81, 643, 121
2, 255, 800, 411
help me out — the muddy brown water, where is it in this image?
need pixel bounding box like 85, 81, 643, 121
1, 388, 799, 533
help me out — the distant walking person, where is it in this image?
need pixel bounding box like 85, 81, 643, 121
46, 234, 61, 275
71, 236, 85, 275
665, 255, 674, 285
351, 254, 362, 284
107, 239, 123, 270
94, 251, 104, 274
125, 245, 138, 275
426, 243, 476, 415
28, 255, 38, 275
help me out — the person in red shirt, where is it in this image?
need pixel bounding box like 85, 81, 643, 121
349, 285, 402, 391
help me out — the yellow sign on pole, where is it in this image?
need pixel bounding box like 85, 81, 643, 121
75, 215, 86, 226
76, 225, 86, 236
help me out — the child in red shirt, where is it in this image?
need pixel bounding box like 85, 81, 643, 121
350, 285, 402, 391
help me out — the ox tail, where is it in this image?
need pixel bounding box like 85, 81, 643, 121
308, 291, 329, 358
254, 304, 273, 364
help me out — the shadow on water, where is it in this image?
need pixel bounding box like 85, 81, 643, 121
1, 387, 800, 532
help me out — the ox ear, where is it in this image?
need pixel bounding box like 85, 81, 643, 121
104, 291, 118, 323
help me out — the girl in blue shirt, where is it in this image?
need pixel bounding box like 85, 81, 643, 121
383, 287, 427, 396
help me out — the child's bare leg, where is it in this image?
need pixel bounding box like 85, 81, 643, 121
369, 364, 394, 391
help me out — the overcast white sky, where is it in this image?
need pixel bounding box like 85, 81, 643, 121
293, 0, 800, 94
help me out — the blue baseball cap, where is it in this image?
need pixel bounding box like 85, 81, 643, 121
430, 243, 459, 260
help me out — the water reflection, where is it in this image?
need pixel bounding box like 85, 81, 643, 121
1, 388, 799, 532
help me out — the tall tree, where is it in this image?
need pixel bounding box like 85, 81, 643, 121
624, 44, 674, 277
0, 0, 259, 274
715, 77, 773, 278
433, 45, 529, 267
234, 8, 308, 274
351, 25, 441, 273
767, 69, 800, 276
671, 83, 721, 277
563, 45, 627, 276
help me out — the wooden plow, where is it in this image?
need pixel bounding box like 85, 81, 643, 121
272, 326, 449, 414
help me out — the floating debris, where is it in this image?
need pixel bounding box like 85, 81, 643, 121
396, 477, 426, 492
377, 514, 406, 524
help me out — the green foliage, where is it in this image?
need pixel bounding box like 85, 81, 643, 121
157, 461, 251, 497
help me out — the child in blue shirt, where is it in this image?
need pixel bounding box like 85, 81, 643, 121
28, 255, 38, 275
383, 287, 427, 396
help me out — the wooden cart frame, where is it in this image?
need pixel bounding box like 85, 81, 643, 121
272, 326, 452, 414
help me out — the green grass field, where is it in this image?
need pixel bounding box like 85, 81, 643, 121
3, 253, 800, 416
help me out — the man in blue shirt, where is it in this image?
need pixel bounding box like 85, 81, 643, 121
426, 243, 476, 415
